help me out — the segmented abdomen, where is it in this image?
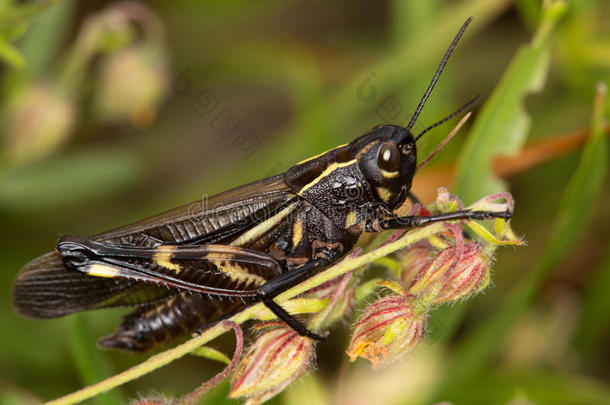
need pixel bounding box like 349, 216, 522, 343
98, 292, 255, 352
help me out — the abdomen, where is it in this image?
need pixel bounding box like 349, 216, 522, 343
98, 292, 256, 352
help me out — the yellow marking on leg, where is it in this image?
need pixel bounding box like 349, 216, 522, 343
216, 261, 267, 286
85, 263, 121, 278
299, 160, 357, 193
154, 246, 182, 273
376, 187, 393, 202
345, 210, 358, 228
231, 203, 297, 247
292, 219, 304, 247
381, 169, 399, 178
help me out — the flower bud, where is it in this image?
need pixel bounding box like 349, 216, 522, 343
230, 326, 314, 402
408, 241, 491, 305
399, 241, 436, 288
435, 187, 463, 213
94, 44, 168, 128
5, 82, 75, 165
347, 292, 426, 367
305, 274, 355, 327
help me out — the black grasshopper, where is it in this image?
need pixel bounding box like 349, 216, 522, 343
12, 17, 510, 351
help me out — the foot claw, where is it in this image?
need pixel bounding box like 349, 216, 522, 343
305, 330, 330, 341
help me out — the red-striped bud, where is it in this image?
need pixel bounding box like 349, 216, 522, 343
230, 326, 314, 403
408, 241, 491, 305
399, 241, 436, 287
347, 285, 426, 367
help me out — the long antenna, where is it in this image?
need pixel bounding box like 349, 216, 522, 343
405, 16, 472, 132
414, 92, 481, 142
417, 112, 471, 171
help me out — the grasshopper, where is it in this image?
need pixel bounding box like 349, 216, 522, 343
12, 17, 510, 351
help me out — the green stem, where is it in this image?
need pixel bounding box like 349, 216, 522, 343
45, 222, 447, 405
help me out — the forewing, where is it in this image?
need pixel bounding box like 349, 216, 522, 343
11, 252, 169, 318
97, 174, 295, 246
13, 175, 295, 318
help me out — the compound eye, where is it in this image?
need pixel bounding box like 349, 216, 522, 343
377, 142, 400, 172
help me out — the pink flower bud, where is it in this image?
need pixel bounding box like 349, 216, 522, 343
6, 83, 75, 165
347, 293, 426, 367
95, 45, 168, 128
435, 187, 463, 212
408, 241, 491, 305
230, 326, 314, 402
305, 273, 355, 327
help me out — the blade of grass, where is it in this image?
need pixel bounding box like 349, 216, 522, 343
0, 0, 62, 28
573, 238, 610, 359
390, 0, 440, 45
454, 0, 567, 204
20, 0, 73, 76
435, 0, 567, 339
0, 36, 26, 68
433, 81, 608, 402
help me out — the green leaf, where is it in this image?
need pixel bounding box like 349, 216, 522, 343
574, 239, 610, 359
20, 0, 73, 75
191, 346, 232, 365
0, 0, 60, 28
433, 81, 608, 402
454, 0, 568, 205
0, 150, 142, 212
354, 278, 384, 304
0, 36, 26, 68
69, 315, 124, 405
390, 0, 440, 44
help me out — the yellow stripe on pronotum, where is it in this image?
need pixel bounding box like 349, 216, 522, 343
299, 160, 357, 193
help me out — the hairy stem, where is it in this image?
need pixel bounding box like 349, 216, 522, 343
178, 321, 243, 405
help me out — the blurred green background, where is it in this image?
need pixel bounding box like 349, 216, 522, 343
1, 0, 609, 404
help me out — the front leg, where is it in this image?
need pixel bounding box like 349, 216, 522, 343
257, 257, 332, 341
378, 208, 512, 230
